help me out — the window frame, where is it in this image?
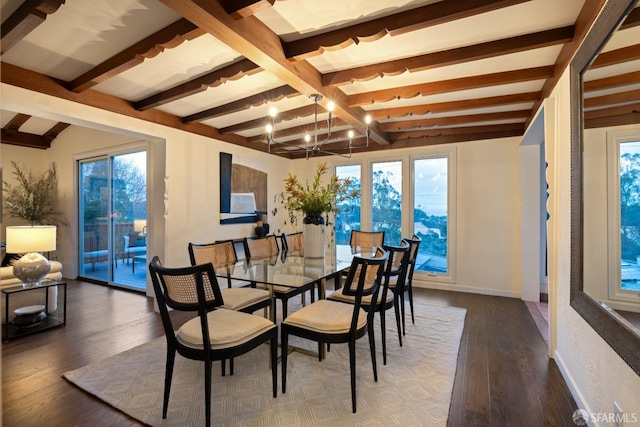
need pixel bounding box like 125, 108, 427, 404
410, 148, 457, 284
331, 145, 456, 285
607, 128, 640, 303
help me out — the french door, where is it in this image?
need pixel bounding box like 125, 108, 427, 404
78, 150, 147, 290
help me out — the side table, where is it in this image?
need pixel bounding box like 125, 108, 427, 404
2, 280, 67, 341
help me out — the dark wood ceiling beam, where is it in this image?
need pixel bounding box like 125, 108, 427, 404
379, 110, 529, 131
1, 129, 50, 149
366, 92, 541, 120
620, 6, 640, 30
159, 0, 389, 145
584, 102, 640, 120
386, 127, 525, 149
69, 19, 204, 93
590, 43, 640, 69
1, 0, 65, 54
349, 66, 553, 107
134, 59, 261, 111
219, 0, 274, 19
322, 27, 572, 87
284, 0, 530, 60
290, 126, 525, 157
585, 112, 640, 128
183, 85, 299, 124
219, 104, 321, 134
390, 122, 524, 141
42, 122, 70, 142
584, 70, 640, 92
525, 0, 607, 128
4, 113, 31, 131
0, 62, 261, 152
584, 88, 640, 108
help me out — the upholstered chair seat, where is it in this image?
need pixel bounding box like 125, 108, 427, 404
218, 288, 272, 311
178, 307, 276, 350
283, 299, 367, 334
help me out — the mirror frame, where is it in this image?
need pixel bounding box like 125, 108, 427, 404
570, 0, 640, 376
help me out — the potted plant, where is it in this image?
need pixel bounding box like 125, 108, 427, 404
2, 161, 66, 286
274, 162, 358, 257
2, 161, 66, 226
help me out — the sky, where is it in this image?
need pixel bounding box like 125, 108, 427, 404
336, 157, 448, 217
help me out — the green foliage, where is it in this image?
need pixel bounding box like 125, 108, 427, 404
371, 169, 402, 244
2, 161, 66, 225
620, 151, 640, 260
274, 162, 359, 225
81, 156, 146, 224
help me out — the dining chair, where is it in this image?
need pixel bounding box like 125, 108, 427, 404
349, 230, 385, 251
389, 234, 422, 336
244, 235, 316, 320
281, 232, 304, 256
327, 240, 410, 364
188, 241, 271, 315
337, 229, 386, 289
281, 248, 388, 413
148, 256, 277, 427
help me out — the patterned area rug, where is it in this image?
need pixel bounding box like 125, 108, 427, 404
63, 303, 466, 426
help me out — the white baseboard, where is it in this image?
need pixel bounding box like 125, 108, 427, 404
554, 350, 594, 426
413, 280, 521, 299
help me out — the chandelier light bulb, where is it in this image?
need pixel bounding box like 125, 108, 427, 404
264, 93, 371, 159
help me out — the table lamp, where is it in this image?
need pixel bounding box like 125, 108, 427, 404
133, 219, 147, 235
5, 225, 57, 287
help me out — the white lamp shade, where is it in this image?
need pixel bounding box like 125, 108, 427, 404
133, 219, 147, 233
6, 226, 57, 253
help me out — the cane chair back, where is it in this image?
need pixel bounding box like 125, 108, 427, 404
244, 234, 315, 319
389, 235, 423, 337
187, 241, 270, 315
329, 243, 409, 364
281, 232, 304, 256
349, 230, 385, 251
189, 240, 238, 270
149, 256, 278, 427
281, 248, 388, 413
244, 235, 279, 260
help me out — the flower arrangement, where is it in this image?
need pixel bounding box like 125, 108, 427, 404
274, 162, 359, 225
2, 161, 66, 226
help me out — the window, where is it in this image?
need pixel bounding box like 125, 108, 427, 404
335, 165, 361, 245
332, 147, 455, 283
413, 157, 449, 274
78, 149, 147, 291
371, 161, 402, 245
608, 130, 640, 302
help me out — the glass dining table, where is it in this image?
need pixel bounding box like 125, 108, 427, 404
214, 247, 355, 322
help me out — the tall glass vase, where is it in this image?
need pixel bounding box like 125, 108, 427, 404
303, 212, 325, 258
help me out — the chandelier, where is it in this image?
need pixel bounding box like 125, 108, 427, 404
265, 94, 371, 159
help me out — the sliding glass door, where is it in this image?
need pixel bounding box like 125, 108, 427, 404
78, 150, 147, 290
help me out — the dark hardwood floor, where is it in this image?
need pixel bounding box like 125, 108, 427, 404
2, 280, 578, 426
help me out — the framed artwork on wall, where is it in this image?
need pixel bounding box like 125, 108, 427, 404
219, 152, 267, 224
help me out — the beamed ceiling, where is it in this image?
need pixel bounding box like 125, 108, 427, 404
0, 0, 638, 157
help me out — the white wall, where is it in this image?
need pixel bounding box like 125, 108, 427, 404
290, 136, 522, 299
1, 83, 292, 282
550, 68, 640, 421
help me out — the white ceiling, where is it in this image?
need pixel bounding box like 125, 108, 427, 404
1, 0, 638, 155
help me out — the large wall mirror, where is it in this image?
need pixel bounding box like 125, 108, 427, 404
571, 0, 640, 375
